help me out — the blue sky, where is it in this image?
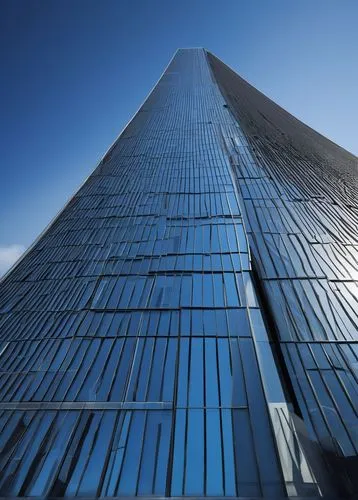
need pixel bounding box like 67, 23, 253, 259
1, 0, 357, 274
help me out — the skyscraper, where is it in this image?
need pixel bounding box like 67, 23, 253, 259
0, 48, 357, 498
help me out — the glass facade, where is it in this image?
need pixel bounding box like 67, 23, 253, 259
0, 48, 356, 497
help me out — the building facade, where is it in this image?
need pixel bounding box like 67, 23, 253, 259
0, 48, 357, 498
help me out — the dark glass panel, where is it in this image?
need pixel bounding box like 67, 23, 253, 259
185, 409, 204, 495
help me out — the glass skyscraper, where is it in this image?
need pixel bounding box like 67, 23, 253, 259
0, 48, 357, 498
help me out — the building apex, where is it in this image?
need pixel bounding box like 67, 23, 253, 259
177, 46, 206, 51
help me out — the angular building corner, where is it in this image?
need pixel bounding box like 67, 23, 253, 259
0, 47, 357, 498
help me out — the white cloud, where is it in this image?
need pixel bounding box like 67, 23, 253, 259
0, 244, 26, 277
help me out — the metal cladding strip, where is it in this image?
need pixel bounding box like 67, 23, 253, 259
207, 50, 358, 496
0, 48, 317, 498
